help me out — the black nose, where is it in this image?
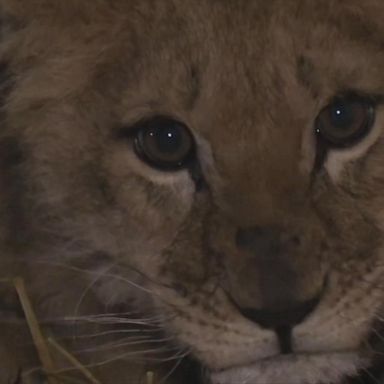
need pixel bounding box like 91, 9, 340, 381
235, 296, 320, 330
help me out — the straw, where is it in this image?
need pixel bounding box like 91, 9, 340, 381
47, 337, 102, 384
13, 277, 59, 384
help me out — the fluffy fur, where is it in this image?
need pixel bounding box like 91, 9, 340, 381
1, 1, 384, 383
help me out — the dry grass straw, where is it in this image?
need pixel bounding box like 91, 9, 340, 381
0, 277, 156, 384
47, 337, 102, 384
146, 371, 154, 384
13, 277, 59, 384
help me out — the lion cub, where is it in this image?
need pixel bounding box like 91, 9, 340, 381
1, 0, 384, 383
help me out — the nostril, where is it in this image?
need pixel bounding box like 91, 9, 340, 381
236, 226, 280, 254
236, 226, 303, 255
235, 227, 259, 250
289, 235, 301, 247
234, 295, 321, 329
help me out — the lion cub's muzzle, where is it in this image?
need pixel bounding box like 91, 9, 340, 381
223, 224, 327, 352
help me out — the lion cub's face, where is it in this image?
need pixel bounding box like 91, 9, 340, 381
3, 0, 384, 383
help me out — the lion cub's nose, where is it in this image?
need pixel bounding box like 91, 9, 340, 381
231, 295, 321, 354
233, 296, 320, 330
233, 225, 323, 330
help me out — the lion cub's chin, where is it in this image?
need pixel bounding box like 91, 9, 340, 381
210, 352, 366, 384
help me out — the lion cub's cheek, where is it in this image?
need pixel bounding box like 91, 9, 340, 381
105, 146, 195, 211
101, 147, 196, 272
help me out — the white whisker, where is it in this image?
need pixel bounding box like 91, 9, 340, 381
360, 367, 382, 384
52, 345, 189, 374
75, 335, 176, 354
22, 345, 190, 382
72, 264, 115, 323
58, 316, 164, 326
23, 259, 155, 295
66, 328, 160, 339
158, 347, 191, 384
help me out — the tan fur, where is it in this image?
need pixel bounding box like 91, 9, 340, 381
1, 1, 384, 383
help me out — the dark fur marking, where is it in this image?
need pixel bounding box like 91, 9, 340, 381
296, 56, 313, 89
0, 60, 29, 251
296, 55, 319, 98
0, 8, 20, 38
0, 136, 28, 251
188, 159, 206, 192
185, 65, 201, 110
0, 61, 13, 114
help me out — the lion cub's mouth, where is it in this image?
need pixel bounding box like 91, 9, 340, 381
210, 351, 368, 384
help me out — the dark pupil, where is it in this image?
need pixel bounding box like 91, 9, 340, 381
316, 95, 374, 150
150, 125, 182, 155
329, 102, 354, 131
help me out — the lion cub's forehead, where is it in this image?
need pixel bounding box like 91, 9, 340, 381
85, 0, 381, 199
8, 0, 384, 193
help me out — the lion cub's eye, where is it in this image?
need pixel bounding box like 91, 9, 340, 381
315, 95, 375, 148
133, 116, 195, 171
